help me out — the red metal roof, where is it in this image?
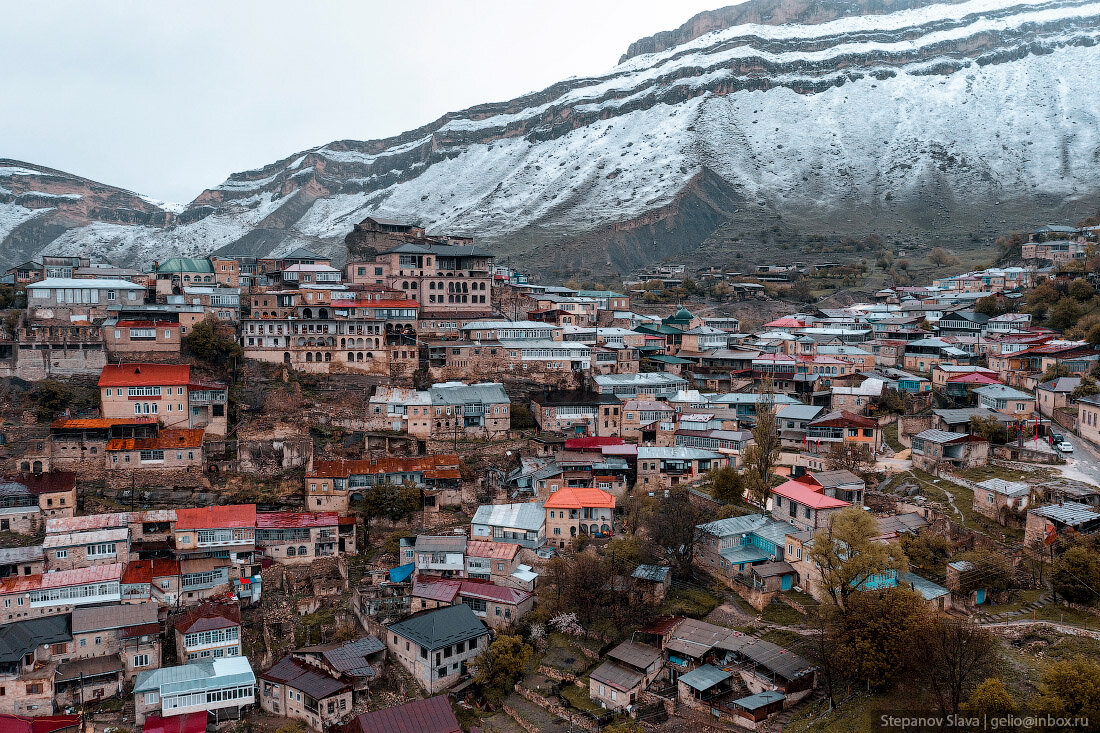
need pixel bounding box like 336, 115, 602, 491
256, 511, 340, 528
98, 363, 191, 387
946, 373, 1002, 385
772, 480, 850, 510
351, 694, 461, 733
543, 486, 616, 510
564, 436, 627, 451
175, 504, 256, 530
142, 712, 208, 733
0, 714, 81, 733
106, 428, 204, 452
0, 472, 76, 495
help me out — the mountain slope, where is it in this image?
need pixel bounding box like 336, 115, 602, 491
4, 0, 1100, 273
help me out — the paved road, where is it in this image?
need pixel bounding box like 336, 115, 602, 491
1051, 432, 1100, 487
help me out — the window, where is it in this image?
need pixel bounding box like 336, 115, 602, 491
134, 654, 150, 667
55, 549, 68, 559
145, 692, 158, 704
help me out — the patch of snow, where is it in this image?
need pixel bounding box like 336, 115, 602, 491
0, 203, 54, 242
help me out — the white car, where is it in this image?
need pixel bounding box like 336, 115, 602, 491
1057, 441, 1074, 453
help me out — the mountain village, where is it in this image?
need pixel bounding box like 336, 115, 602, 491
2, 217, 1100, 733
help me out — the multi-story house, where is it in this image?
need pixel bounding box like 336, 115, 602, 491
0, 615, 71, 715
98, 363, 227, 437
0, 564, 124, 623
105, 429, 205, 485
804, 411, 880, 455
25, 277, 146, 319
409, 578, 536, 629
104, 318, 182, 356
260, 656, 353, 731
636, 447, 728, 491
180, 285, 242, 322
460, 320, 562, 341
255, 512, 356, 564
174, 505, 256, 561
769, 477, 851, 532
593, 372, 688, 399
43, 527, 129, 571
464, 541, 524, 586
70, 602, 161, 680
1078, 394, 1100, 448
133, 657, 255, 726
695, 514, 790, 579
470, 502, 545, 548
620, 399, 676, 442
174, 603, 242, 662
305, 455, 461, 514
544, 487, 615, 548
0, 546, 45, 579
975, 384, 1035, 417
366, 382, 511, 439
531, 390, 622, 437
413, 536, 467, 579
0, 472, 76, 532
385, 604, 490, 694
120, 558, 181, 605
372, 241, 493, 313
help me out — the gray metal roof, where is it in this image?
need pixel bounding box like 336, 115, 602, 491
1031, 502, 1100, 526
631, 564, 670, 582
472, 502, 545, 532
607, 641, 663, 671
975, 479, 1030, 497
134, 657, 254, 694
0, 545, 45, 564
914, 429, 973, 444
679, 664, 731, 691
720, 545, 771, 565
72, 601, 158, 633
414, 535, 467, 553
900, 572, 950, 601
428, 382, 508, 405
776, 404, 825, 421
752, 561, 795, 578
387, 604, 487, 652
589, 660, 645, 691
974, 384, 1033, 400
933, 407, 1010, 425
733, 690, 786, 711
0, 615, 71, 663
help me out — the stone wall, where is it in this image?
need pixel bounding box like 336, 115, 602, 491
897, 414, 933, 448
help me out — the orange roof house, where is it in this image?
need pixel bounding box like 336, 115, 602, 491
98, 363, 191, 387
544, 487, 616, 510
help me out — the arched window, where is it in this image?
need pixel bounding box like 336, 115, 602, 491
283, 352, 291, 363
356, 352, 364, 362
287, 546, 296, 557
303, 308, 313, 319
570, 526, 577, 537
347, 352, 354, 361
340, 338, 345, 348
324, 352, 331, 362
298, 545, 307, 556
319, 308, 329, 319
32, 461, 42, 474
601, 524, 610, 536
20, 461, 30, 472
305, 352, 313, 362
315, 352, 323, 362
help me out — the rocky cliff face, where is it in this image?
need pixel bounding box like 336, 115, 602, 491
4, 0, 1100, 273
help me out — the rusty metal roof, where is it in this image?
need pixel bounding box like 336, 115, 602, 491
351, 695, 461, 733
0, 563, 124, 595
106, 428, 204, 451
50, 417, 157, 430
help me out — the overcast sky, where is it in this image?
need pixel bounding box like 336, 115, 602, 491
1, 0, 725, 203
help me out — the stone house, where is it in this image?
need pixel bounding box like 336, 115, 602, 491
972, 479, 1030, 525
910, 429, 989, 473
385, 604, 489, 694
70, 602, 161, 680
769, 478, 850, 533
589, 641, 664, 712
259, 656, 353, 731
174, 603, 242, 663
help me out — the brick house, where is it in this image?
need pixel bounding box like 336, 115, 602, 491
174, 603, 242, 663
769, 478, 850, 532
259, 656, 352, 731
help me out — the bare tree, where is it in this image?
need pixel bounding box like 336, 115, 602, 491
743, 377, 781, 505
915, 618, 1000, 715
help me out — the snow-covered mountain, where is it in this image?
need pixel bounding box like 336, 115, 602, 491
4, 0, 1100, 273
